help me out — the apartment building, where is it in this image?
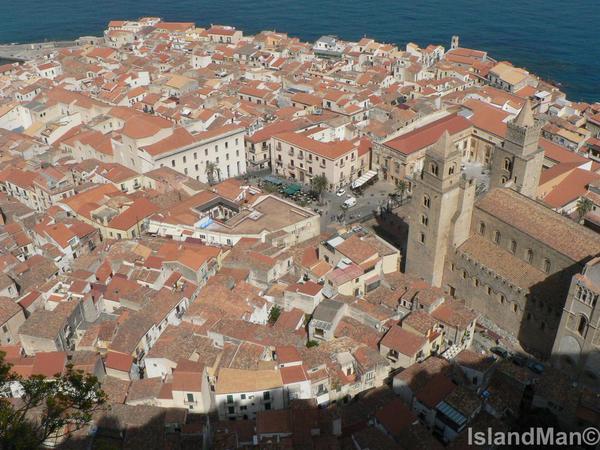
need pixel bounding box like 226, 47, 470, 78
272, 132, 360, 190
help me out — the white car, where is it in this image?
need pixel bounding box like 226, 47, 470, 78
336, 188, 346, 197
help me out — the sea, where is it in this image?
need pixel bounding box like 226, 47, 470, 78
1, 0, 598, 102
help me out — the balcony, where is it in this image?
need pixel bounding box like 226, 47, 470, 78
319, 162, 326, 169
315, 390, 329, 405
297, 153, 304, 160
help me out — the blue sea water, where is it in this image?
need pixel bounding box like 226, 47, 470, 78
2, 0, 598, 101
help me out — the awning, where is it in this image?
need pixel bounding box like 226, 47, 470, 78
284, 183, 302, 195
351, 170, 377, 189
263, 175, 284, 185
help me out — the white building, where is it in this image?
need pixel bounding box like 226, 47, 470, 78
215, 368, 284, 420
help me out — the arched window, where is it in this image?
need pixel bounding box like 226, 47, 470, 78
526, 249, 533, 263
493, 230, 501, 244
430, 162, 438, 176
420, 214, 428, 226
578, 315, 588, 336
478, 222, 486, 235
510, 240, 517, 254
423, 194, 430, 208
419, 232, 426, 244
503, 158, 512, 171
543, 258, 551, 273
501, 176, 508, 184
448, 163, 456, 175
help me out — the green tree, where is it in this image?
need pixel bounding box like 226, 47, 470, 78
576, 197, 593, 223
268, 305, 282, 324
205, 162, 217, 185
395, 180, 407, 205
0, 352, 107, 449
310, 174, 328, 204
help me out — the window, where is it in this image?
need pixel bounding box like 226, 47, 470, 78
263, 391, 270, 401
478, 222, 486, 235
473, 278, 479, 287
543, 259, 551, 273
499, 294, 505, 304
194, 152, 197, 160
577, 315, 587, 335
501, 176, 508, 184
264, 402, 271, 410
503, 158, 512, 171
510, 240, 517, 254
171, 160, 176, 167
423, 194, 430, 208
526, 249, 533, 263
430, 162, 438, 176
227, 395, 234, 404
448, 163, 455, 175
228, 406, 234, 414
513, 304, 518, 313
241, 394, 246, 400
183, 156, 186, 163
187, 393, 194, 402
493, 230, 501, 244
420, 214, 428, 226
419, 232, 425, 244
487, 286, 492, 296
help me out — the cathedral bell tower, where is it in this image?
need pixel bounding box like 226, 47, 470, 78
490, 99, 544, 199
406, 131, 475, 287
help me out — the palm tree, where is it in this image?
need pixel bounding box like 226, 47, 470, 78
576, 197, 593, 223
205, 162, 216, 185
395, 180, 408, 205
311, 174, 328, 205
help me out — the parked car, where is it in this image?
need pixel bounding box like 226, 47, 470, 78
336, 188, 346, 197
490, 346, 509, 359
527, 360, 545, 374
511, 354, 528, 367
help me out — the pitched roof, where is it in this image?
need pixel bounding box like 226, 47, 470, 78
380, 326, 426, 356
476, 188, 600, 261
383, 114, 471, 156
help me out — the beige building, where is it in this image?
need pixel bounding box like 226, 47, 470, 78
148, 192, 320, 248
272, 132, 361, 190
552, 257, 600, 385
373, 114, 472, 188
0, 297, 26, 346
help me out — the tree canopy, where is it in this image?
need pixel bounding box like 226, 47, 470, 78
0, 351, 107, 449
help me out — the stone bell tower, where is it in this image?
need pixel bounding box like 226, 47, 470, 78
406, 131, 475, 287
490, 99, 544, 199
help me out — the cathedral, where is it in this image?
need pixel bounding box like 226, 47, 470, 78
406, 100, 600, 362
